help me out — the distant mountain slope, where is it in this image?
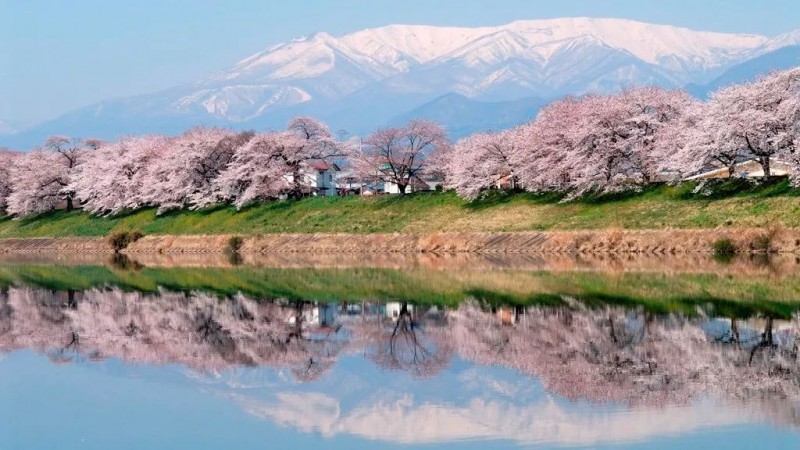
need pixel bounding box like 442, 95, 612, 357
2, 17, 799, 149
686, 45, 800, 98
0, 121, 17, 136
386, 93, 547, 138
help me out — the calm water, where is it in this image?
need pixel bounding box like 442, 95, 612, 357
2, 253, 800, 449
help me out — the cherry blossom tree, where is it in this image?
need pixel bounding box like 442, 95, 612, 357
653, 101, 732, 179
214, 132, 296, 207
215, 117, 341, 207
6, 136, 88, 216
702, 68, 800, 178
277, 116, 343, 199
349, 120, 449, 195
512, 103, 577, 193
0, 149, 19, 214
71, 135, 171, 215
446, 130, 521, 199
142, 127, 253, 212
552, 88, 692, 195
509, 88, 693, 197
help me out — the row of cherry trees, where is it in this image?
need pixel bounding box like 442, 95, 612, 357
447, 67, 800, 199
0, 68, 798, 216
0, 117, 449, 216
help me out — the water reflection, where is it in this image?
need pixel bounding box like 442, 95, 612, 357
2, 256, 800, 448
2, 286, 799, 407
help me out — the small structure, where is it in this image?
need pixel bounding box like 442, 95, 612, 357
284, 160, 340, 197
334, 170, 363, 195
685, 158, 792, 181
333, 170, 384, 196
383, 175, 442, 194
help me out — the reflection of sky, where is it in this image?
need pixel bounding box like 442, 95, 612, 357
1, 351, 799, 449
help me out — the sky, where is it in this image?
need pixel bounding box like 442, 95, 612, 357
1, 0, 799, 125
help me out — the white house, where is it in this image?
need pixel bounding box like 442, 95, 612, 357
383, 175, 441, 194
284, 160, 340, 197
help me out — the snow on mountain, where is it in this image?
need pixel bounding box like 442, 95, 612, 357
3, 17, 799, 149
687, 45, 800, 98
181, 17, 775, 112
755, 29, 800, 54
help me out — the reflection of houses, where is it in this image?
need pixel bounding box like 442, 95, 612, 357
286, 302, 338, 329
685, 158, 791, 181
284, 161, 340, 197
495, 307, 517, 325
703, 317, 798, 348
386, 302, 413, 320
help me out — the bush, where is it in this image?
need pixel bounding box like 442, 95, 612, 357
225, 235, 245, 265
108, 230, 143, 252
226, 235, 244, 254
712, 238, 737, 256
750, 234, 773, 253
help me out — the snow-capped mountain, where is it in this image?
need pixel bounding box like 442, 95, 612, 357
178, 17, 771, 117
4, 17, 800, 149
687, 45, 800, 98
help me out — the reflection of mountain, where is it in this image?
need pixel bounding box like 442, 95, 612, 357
1, 286, 799, 413
236, 391, 753, 446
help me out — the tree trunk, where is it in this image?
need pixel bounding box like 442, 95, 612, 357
760, 156, 771, 179
727, 164, 736, 178
66, 196, 74, 211
398, 183, 407, 195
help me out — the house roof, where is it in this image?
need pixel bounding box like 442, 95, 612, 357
409, 176, 431, 190
305, 160, 340, 172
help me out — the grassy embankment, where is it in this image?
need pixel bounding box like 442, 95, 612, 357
0, 179, 798, 238
1, 262, 799, 318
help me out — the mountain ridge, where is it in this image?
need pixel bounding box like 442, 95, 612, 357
2, 17, 799, 149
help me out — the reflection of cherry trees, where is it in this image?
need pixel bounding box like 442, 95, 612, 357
0, 287, 346, 380
1, 287, 799, 410
449, 299, 800, 407
355, 301, 453, 378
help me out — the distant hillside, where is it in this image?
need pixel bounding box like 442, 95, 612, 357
386, 93, 547, 138
686, 45, 800, 98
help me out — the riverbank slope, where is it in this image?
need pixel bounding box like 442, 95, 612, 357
0, 180, 800, 246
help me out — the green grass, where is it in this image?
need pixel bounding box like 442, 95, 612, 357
1, 178, 799, 238
2, 262, 800, 318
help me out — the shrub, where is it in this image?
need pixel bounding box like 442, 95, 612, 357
750, 234, 773, 253
110, 253, 143, 270
712, 238, 737, 256
226, 235, 244, 254
108, 230, 143, 252
225, 235, 245, 265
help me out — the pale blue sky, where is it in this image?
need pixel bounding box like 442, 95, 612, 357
1, 0, 799, 124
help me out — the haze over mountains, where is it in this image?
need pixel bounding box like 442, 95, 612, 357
4, 17, 800, 149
